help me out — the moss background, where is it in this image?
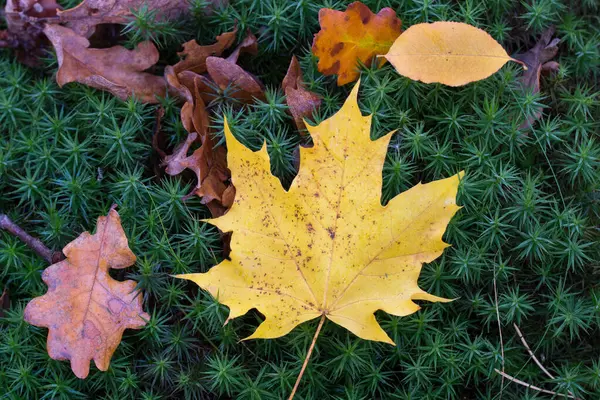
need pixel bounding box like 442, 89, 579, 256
1, 0, 599, 398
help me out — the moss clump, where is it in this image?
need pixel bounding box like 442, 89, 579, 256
1, 0, 599, 398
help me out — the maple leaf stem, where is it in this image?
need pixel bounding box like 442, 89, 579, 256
0, 214, 64, 264
288, 314, 326, 400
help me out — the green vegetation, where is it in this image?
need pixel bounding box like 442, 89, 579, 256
1, 0, 599, 398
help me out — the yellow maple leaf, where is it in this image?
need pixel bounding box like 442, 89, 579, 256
178, 83, 462, 344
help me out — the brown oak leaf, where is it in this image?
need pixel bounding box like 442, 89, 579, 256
173, 28, 237, 74
2, 0, 60, 65
163, 130, 232, 217
513, 26, 560, 129
24, 209, 149, 379
206, 56, 266, 103
282, 56, 321, 131
226, 29, 258, 63
44, 24, 166, 103
57, 0, 226, 38
0, 288, 9, 318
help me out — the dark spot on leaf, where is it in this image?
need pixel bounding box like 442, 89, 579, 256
330, 42, 344, 56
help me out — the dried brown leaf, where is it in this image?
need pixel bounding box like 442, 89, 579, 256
45, 24, 166, 103
282, 55, 322, 131
513, 27, 560, 129
0, 288, 9, 318
206, 56, 266, 103
2, 0, 60, 65
174, 28, 237, 74
226, 29, 258, 63
59, 0, 184, 37
23, 209, 149, 379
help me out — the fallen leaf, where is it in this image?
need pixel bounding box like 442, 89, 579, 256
24, 209, 149, 379
282, 56, 322, 131
226, 29, 258, 63
385, 21, 520, 86
44, 24, 166, 103
163, 130, 232, 217
173, 29, 237, 74
58, 0, 225, 37
0, 288, 9, 318
513, 27, 560, 130
177, 83, 462, 344
312, 2, 402, 86
514, 26, 560, 94
2, 0, 60, 65
206, 56, 266, 103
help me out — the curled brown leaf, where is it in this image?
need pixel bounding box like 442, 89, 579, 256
282, 55, 322, 131
45, 24, 166, 103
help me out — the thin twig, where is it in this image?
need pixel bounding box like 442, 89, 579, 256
494, 369, 579, 399
493, 264, 505, 397
513, 323, 555, 379
513, 324, 577, 399
288, 315, 326, 400
0, 214, 64, 264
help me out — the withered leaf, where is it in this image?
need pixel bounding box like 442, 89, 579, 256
206, 56, 266, 103
226, 29, 258, 63
513, 26, 560, 129
173, 29, 237, 74
24, 209, 149, 379
59, 0, 187, 37
163, 131, 232, 217
0, 288, 9, 318
514, 26, 560, 94
44, 24, 166, 103
2, 0, 60, 66
282, 55, 322, 131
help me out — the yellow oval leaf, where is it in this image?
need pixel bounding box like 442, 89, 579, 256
385, 21, 519, 86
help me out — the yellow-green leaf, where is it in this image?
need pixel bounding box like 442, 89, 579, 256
384, 21, 520, 86
177, 83, 462, 344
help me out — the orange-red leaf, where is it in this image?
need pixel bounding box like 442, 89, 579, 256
312, 1, 402, 85
44, 25, 166, 103
282, 56, 321, 131
24, 209, 149, 379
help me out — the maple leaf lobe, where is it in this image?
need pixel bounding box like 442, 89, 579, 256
178, 83, 461, 345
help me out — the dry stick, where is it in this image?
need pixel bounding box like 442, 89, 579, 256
0, 214, 64, 264
288, 314, 326, 400
513, 323, 577, 399
513, 323, 555, 379
494, 369, 578, 399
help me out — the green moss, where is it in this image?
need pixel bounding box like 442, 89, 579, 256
1, 0, 599, 398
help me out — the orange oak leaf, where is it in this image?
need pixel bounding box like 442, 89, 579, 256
312, 1, 402, 86
44, 24, 166, 103
173, 28, 237, 74
282, 56, 322, 131
23, 209, 149, 379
